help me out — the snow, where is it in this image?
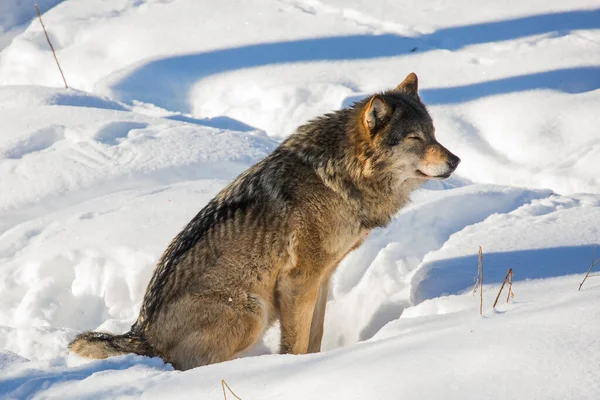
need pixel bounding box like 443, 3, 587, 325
0, 1, 65, 50
2, 276, 599, 399
1, 0, 600, 398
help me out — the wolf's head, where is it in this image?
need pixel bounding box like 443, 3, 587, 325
358, 73, 460, 181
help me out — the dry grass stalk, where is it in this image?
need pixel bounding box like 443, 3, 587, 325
472, 273, 480, 296
578, 245, 599, 291
35, 4, 68, 88
493, 268, 513, 308
478, 246, 483, 315
222, 379, 242, 400
506, 269, 514, 302
472, 247, 484, 314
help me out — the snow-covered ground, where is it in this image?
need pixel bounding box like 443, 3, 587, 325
1, 0, 599, 398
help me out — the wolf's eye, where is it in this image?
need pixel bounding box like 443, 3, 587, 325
406, 134, 422, 141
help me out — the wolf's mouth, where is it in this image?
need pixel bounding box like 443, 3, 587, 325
416, 170, 451, 180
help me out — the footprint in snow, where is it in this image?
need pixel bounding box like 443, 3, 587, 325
94, 122, 149, 146
3, 126, 65, 159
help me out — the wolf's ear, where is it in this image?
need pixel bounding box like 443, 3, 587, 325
396, 72, 419, 97
363, 95, 391, 134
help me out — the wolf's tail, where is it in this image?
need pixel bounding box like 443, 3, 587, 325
69, 331, 156, 359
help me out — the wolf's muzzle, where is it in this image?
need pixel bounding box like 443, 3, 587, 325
446, 153, 461, 170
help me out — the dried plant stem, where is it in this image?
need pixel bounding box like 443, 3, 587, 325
35, 4, 68, 88
222, 379, 242, 400
506, 269, 514, 302
493, 268, 513, 308
472, 273, 479, 296
578, 245, 599, 291
478, 246, 483, 315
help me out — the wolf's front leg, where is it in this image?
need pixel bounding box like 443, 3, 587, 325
277, 270, 321, 355
307, 271, 332, 353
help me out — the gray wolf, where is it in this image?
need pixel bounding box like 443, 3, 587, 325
69, 73, 460, 370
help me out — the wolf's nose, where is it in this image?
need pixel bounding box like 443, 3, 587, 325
447, 154, 461, 169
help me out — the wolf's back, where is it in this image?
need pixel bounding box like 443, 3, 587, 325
69, 331, 156, 359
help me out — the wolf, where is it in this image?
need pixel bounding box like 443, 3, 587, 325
69, 73, 460, 370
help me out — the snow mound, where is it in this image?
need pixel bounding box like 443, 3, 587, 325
411, 193, 600, 303
2, 276, 599, 399
323, 184, 553, 347
0, 1, 65, 51
0, 1, 64, 33
0, 86, 127, 111
0, 181, 225, 358
2, 0, 599, 195
0, 93, 275, 232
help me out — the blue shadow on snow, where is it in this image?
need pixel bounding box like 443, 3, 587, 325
111, 8, 600, 112
420, 66, 600, 104
0, 355, 169, 398
412, 245, 598, 304
419, 8, 600, 50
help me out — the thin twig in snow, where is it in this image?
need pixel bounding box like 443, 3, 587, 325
493, 268, 513, 308
222, 379, 242, 400
506, 269, 514, 302
472, 274, 479, 296
35, 4, 68, 88
578, 245, 600, 291
478, 246, 483, 315
472, 247, 484, 314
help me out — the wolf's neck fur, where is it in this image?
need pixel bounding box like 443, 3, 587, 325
282, 105, 422, 229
